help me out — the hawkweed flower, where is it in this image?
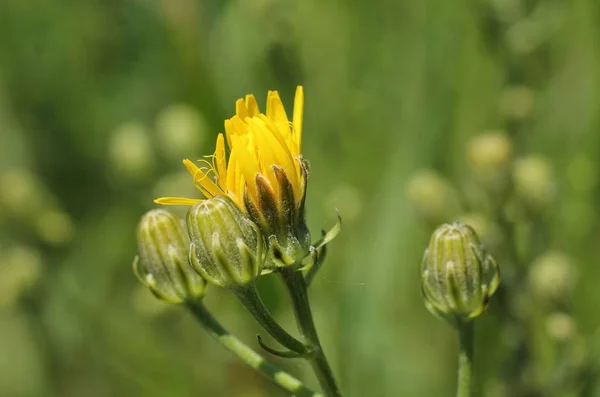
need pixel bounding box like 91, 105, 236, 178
134, 209, 206, 303
187, 195, 266, 288
420, 223, 500, 324
156, 86, 310, 268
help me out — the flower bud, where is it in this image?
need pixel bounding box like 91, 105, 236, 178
420, 223, 500, 323
187, 195, 266, 288
134, 209, 206, 303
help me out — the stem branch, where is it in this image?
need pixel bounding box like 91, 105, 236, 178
233, 284, 308, 354
280, 268, 343, 397
186, 299, 321, 397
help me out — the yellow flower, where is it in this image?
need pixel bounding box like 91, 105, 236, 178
156, 86, 310, 267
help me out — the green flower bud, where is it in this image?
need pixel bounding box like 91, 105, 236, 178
187, 195, 266, 288
420, 223, 500, 323
134, 209, 206, 303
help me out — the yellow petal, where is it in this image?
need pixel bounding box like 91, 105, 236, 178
292, 86, 304, 155
214, 133, 227, 191
183, 158, 200, 177
154, 197, 202, 206
245, 94, 259, 117
235, 98, 248, 119
183, 159, 222, 198
250, 117, 299, 195
230, 134, 260, 203
266, 90, 292, 143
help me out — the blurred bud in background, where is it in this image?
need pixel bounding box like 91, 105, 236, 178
35, 210, 75, 247
421, 223, 500, 324
513, 155, 556, 211
109, 122, 154, 182
0, 245, 42, 308
545, 312, 576, 343
155, 104, 207, 161
505, 2, 564, 55
134, 209, 206, 303
406, 169, 460, 224
0, 170, 48, 219
152, 171, 200, 212
528, 251, 577, 304
488, 0, 525, 23
456, 212, 503, 250
187, 196, 265, 289
324, 184, 363, 224
499, 86, 535, 121
467, 131, 513, 191
0, 169, 75, 247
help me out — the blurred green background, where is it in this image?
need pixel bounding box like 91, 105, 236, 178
1, 0, 600, 396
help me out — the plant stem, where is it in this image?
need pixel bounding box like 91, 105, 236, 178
232, 284, 308, 354
186, 299, 322, 397
280, 268, 343, 397
456, 321, 475, 397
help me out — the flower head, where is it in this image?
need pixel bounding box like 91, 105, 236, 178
156, 86, 310, 268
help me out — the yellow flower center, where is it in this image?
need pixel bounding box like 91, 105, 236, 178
155, 86, 305, 211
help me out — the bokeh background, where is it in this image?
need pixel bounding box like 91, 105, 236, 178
1, 0, 600, 396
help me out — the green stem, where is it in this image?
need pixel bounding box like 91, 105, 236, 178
186, 300, 322, 397
280, 268, 343, 397
456, 321, 475, 397
232, 284, 308, 354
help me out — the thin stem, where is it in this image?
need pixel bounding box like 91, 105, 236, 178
456, 321, 475, 397
280, 268, 343, 397
185, 299, 322, 397
232, 284, 308, 354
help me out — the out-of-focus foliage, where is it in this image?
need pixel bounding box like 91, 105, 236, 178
1, 0, 600, 396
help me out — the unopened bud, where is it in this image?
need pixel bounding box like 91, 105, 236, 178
134, 209, 206, 303
513, 155, 556, 210
421, 223, 500, 323
187, 196, 266, 288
